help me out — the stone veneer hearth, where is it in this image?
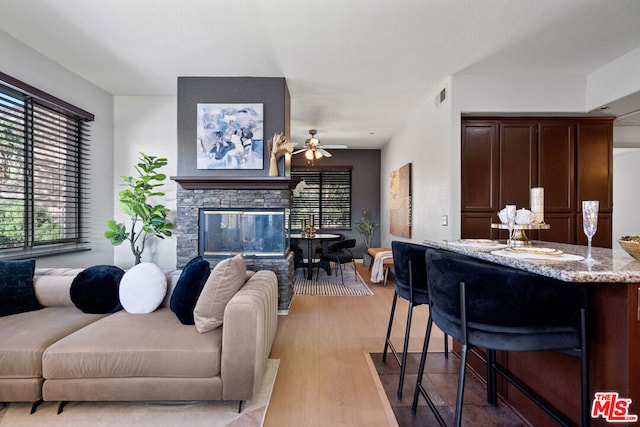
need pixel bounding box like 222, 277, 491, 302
173, 177, 294, 311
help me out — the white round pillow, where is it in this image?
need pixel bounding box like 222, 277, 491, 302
119, 262, 167, 314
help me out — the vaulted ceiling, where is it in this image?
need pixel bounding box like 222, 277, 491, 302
2, 0, 640, 147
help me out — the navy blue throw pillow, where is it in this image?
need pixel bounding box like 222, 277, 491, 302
0, 259, 41, 317
70, 265, 125, 314
170, 256, 211, 325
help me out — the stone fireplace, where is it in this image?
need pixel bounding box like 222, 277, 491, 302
174, 76, 293, 310
173, 176, 294, 311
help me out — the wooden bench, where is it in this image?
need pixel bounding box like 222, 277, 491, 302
368, 247, 394, 286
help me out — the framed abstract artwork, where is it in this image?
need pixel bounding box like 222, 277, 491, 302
196, 103, 264, 169
390, 163, 412, 237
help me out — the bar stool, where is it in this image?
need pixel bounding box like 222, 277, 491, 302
382, 241, 448, 399
413, 249, 589, 427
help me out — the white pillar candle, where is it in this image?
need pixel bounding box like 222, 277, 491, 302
530, 187, 544, 224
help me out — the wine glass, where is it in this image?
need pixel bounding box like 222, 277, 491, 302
505, 205, 516, 247
582, 200, 599, 264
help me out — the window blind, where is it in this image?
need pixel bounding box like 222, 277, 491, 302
291, 168, 352, 230
0, 76, 91, 257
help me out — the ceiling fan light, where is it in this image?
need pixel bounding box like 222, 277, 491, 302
314, 150, 322, 159
305, 149, 314, 160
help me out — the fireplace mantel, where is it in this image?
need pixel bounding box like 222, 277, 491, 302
171, 176, 295, 190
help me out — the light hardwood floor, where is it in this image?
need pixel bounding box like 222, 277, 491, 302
264, 263, 446, 426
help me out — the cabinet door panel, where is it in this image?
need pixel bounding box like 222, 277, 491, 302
499, 121, 537, 208
537, 213, 575, 244
577, 122, 613, 211
461, 213, 499, 240
538, 121, 575, 212
462, 122, 498, 211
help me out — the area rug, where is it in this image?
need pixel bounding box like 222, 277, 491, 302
0, 359, 279, 427
294, 266, 373, 296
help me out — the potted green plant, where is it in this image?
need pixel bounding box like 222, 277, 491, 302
105, 152, 173, 265
356, 208, 379, 265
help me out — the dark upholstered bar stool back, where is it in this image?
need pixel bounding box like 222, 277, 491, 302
383, 241, 448, 399
391, 241, 429, 303
413, 248, 589, 427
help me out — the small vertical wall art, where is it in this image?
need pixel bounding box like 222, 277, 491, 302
390, 163, 412, 237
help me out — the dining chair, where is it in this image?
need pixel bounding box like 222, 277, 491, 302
414, 248, 589, 427
290, 240, 304, 271
313, 233, 344, 261
382, 241, 448, 399
316, 239, 356, 284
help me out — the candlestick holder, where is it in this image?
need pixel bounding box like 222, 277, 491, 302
305, 226, 316, 237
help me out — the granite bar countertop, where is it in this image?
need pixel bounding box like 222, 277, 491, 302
422, 239, 640, 284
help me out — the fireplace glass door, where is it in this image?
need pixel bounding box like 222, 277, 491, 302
200, 209, 288, 257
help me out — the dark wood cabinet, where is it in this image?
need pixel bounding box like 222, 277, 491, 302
498, 121, 537, 208
576, 121, 613, 210
538, 120, 575, 212
461, 116, 613, 247
461, 213, 499, 239
537, 213, 575, 244
461, 122, 498, 211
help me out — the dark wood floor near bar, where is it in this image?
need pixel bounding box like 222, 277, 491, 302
370, 352, 526, 426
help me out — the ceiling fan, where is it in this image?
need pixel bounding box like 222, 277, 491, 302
292, 129, 347, 161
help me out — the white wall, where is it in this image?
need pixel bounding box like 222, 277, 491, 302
0, 30, 115, 267
613, 148, 640, 239
587, 46, 640, 110
612, 126, 640, 243
113, 96, 178, 269
380, 79, 453, 247
614, 125, 640, 147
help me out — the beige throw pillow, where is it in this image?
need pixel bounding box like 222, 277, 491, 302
194, 254, 246, 333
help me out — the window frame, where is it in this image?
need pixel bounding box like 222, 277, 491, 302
0, 72, 93, 260
291, 166, 352, 231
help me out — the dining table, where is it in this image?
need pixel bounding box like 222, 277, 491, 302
290, 233, 342, 280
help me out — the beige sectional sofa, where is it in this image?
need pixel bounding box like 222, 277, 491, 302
0, 265, 278, 413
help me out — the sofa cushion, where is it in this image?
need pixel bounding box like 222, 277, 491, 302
42, 308, 222, 379
33, 269, 85, 307
119, 262, 167, 314
0, 307, 105, 380
70, 265, 124, 314
170, 256, 211, 325
0, 259, 41, 317
194, 254, 246, 333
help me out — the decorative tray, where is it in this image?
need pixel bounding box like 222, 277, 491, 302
505, 247, 564, 256
458, 239, 499, 245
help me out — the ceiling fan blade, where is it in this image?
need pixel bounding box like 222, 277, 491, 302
321, 145, 348, 149
318, 148, 332, 157
292, 148, 306, 155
